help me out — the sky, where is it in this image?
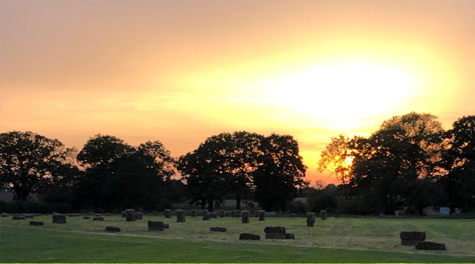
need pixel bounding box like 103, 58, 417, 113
1, 0, 475, 185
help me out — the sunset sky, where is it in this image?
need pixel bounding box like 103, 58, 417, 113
1, 0, 475, 184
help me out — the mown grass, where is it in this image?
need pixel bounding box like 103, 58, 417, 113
1, 214, 474, 262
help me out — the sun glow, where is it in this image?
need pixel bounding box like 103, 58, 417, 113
265, 59, 420, 130
344, 156, 354, 167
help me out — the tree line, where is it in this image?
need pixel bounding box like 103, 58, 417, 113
0, 131, 307, 212
2, 112, 474, 215
318, 112, 475, 214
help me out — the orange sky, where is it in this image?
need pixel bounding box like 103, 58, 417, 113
1, 0, 475, 185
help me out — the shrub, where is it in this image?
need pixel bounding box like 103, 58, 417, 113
309, 194, 337, 212
290, 200, 308, 214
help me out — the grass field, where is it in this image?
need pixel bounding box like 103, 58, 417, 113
1, 214, 475, 262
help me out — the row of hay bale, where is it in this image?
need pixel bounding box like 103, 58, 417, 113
4, 211, 121, 218
119, 209, 267, 223
105, 220, 171, 233
399, 231, 446, 250
146, 209, 268, 219
11, 213, 113, 225
9, 213, 41, 220
239, 226, 295, 241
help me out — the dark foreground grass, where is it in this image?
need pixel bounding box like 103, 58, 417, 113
1, 225, 474, 263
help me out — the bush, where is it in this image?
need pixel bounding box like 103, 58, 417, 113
290, 200, 308, 214
0, 200, 6, 213
309, 194, 337, 212
335, 198, 360, 215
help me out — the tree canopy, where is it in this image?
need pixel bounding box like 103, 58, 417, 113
0, 131, 76, 200
178, 131, 307, 211
76, 134, 176, 210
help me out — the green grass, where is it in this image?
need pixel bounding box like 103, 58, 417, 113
1, 215, 475, 262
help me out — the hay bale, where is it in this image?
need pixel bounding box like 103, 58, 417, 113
164, 209, 172, 218
135, 212, 143, 220
176, 209, 186, 222
258, 210, 265, 221
218, 210, 225, 218
239, 233, 260, 240
241, 210, 250, 224
1, 213, 9, 217
210, 227, 227, 232
285, 233, 295, 239
320, 210, 327, 220
24, 214, 34, 218
93, 216, 104, 221
400, 231, 426, 245
83, 216, 91, 220
29, 221, 44, 226
52, 214, 66, 224
234, 210, 241, 218
125, 209, 136, 222
306, 212, 315, 227
12, 215, 25, 220
264, 226, 286, 234
105, 226, 121, 233
265, 233, 286, 239
210, 212, 218, 218
415, 241, 446, 250
148, 221, 165, 231
202, 210, 210, 221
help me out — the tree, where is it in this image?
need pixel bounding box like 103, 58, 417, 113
76, 135, 175, 210
227, 131, 263, 209
318, 135, 355, 197
253, 134, 308, 211
178, 133, 233, 211
178, 131, 264, 210
0, 131, 76, 200
349, 112, 444, 214
76, 134, 134, 209
441, 116, 475, 209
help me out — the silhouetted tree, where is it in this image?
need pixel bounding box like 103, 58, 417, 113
350, 112, 444, 214
76, 135, 133, 209
76, 135, 175, 210
227, 131, 263, 209
440, 116, 475, 210
318, 134, 354, 198
0, 131, 76, 201
253, 134, 308, 211
178, 133, 233, 211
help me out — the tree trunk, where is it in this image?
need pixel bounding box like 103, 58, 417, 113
208, 199, 214, 212
236, 194, 241, 210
